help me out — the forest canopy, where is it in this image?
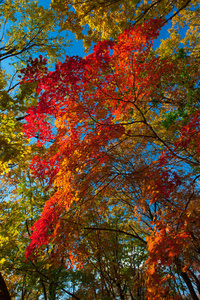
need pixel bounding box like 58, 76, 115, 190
0, 0, 200, 299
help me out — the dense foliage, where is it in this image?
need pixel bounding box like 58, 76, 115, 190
0, 0, 200, 299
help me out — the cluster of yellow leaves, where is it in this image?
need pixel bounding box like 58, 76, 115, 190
51, 0, 199, 54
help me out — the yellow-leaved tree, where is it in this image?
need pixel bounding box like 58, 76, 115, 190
0, 0, 71, 174
0, 0, 72, 298
51, 0, 199, 54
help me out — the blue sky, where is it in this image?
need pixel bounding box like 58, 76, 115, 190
39, 0, 86, 57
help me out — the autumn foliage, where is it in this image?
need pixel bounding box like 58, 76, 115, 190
19, 18, 200, 299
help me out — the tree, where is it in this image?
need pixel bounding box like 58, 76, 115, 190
50, 0, 199, 53
0, 0, 73, 297
0, 272, 10, 300
22, 19, 200, 299
0, 163, 84, 299
0, 0, 71, 173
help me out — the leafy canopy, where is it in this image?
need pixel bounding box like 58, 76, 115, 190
22, 19, 200, 299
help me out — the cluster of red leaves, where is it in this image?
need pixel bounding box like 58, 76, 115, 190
26, 198, 61, 260
22, 18, 169, 184
22, 18, 173, 259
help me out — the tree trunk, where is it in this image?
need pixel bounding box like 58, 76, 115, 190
0, 272, 11, 300
49, 281, 56, 300
180, 271, 199, 300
